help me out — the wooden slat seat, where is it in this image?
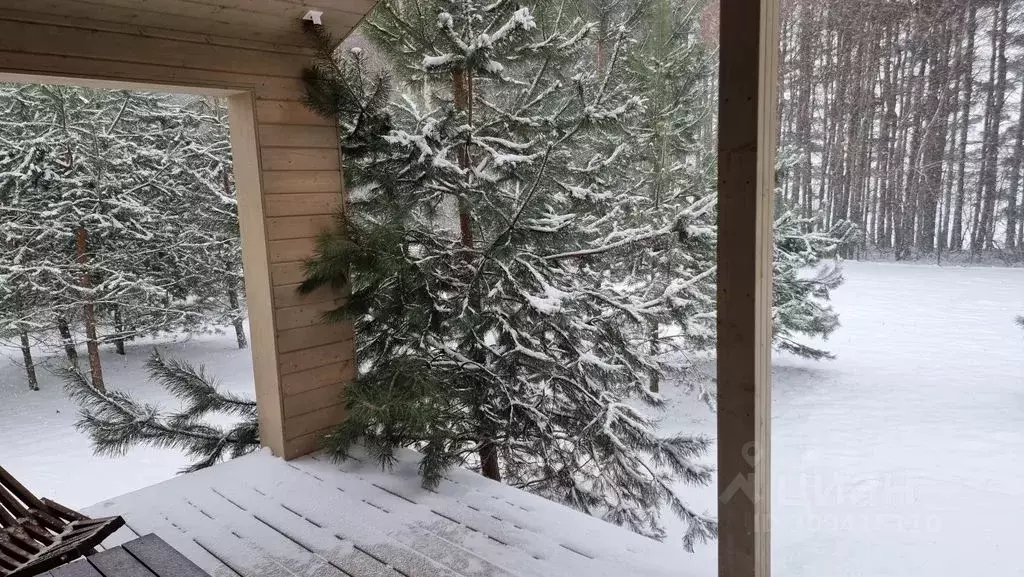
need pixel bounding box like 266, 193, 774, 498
0, 466, 124, 577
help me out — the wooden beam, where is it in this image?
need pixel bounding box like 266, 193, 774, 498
716, 0, 779, 575
228, 93, 287, 457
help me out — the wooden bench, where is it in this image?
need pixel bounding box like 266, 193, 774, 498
0, 466, 124, 577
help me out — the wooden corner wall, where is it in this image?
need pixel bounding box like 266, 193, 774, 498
0, 10, 358, 460
717, 0, 779, 576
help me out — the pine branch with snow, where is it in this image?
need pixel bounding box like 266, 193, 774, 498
62, 350, 259, 473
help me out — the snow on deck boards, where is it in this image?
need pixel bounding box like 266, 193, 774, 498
84, 448, 688, 577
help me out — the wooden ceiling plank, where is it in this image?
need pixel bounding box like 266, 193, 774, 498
0, 18, 311, 78
161, 0, 366, 23
96, 0, 364, 34
7, 4, 312, 54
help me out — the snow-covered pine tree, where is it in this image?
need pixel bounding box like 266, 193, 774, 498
0, 83, 59, 389
299, 3, 717, 549
63, 350, 259, 472
158, 96, 248, 349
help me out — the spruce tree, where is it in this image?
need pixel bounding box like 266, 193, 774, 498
300, 2, 716, 549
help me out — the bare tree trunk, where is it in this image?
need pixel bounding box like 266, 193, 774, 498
228, 287, 248, 350
112, 305, 126, 355
56, 315, 79, 367
952, 4, 976, 251
974, 1, 1007, 254
1006, 72, 1024, 253
19, 329, 39, 391
76, 225, 105, 391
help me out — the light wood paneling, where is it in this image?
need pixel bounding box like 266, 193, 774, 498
227, 93, 286, 458
256, 100, 335, 126
266, 214, 335, 241
281, 360, 354, 396
276, 300, 346, 332
0, 1, 369, 460
270, 262, 309, 286
280, 341, 354, 376
277, 322, 353, 354
13, 0, 364, 48
284, 384, 345, 419
273, 283, 337, 308
261, 148, 342, 171
259, 124, 340, 148
263, 171, 344, 194
265, 192, 341, 217
269, 237, 318, 264
716, 0, 779, 576
284, 404, 347, 440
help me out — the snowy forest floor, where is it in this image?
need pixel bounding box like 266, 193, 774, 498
2, 261, 1024, 575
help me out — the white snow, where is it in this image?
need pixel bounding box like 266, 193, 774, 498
3, 262, 1024, 575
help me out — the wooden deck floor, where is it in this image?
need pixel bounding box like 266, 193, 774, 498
85, 448, 689, 577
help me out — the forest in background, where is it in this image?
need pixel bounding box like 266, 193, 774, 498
774, 0, 1024, 262
0, 86, 243, 392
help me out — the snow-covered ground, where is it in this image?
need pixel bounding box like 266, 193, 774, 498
661, 261, 1024, 576
0, 329, 256, 509
2, 262, 1024, 575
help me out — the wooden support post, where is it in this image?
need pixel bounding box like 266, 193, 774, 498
716, 0, 779, 576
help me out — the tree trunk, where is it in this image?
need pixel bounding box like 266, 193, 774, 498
1006, 71, 1024, 253
56, 315, 79, 366
113, 305, 126, 355
952, 4, 976, 251
973, 1, 1006, 254
228, 287, 248, 349
452, 67, 500, 482
76, 225, 105, 391
19, 329, 39, 391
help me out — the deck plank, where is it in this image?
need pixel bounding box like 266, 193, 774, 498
123, 534, 210, 577
233, 460, 516, 577
206, 483, 411, 577
87, 547, 157, 577
48, 560, 103, 577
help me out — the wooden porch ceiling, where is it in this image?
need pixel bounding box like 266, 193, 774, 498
0, 0, 376, 51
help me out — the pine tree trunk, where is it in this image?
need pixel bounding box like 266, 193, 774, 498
19, 329, 39, 391
76, 225, 105, 391
951, 4, 976, 252
452, 67, 500, 483
56, 315, 79, 366
113, 305, 126, 355
916, 21, 952, 254
228, 287, 248, 349
973, 1, 1006, 254
1005, 69, 1024, 253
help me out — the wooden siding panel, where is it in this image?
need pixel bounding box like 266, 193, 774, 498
262, 170, 344, 194
270, 261, 308, 286
258, 125, 339, 148
261, 148, 341, 171
269, 237, 317, 264
266, 215, 335, 241
283, 385, 346, 419
275, 300, 345, 332
256, 100, 335, 126
265, 192, 341, 217
277, 322, 354, 354
279, 342, 354, 376
280, 361, 354, 397
284, 404, 346, 440
273, 283, 337, 308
